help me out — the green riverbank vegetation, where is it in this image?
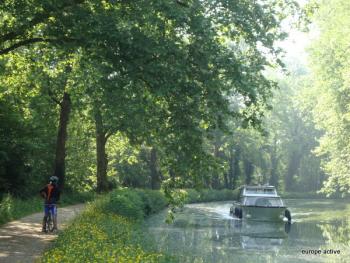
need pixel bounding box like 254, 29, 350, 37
1, 0, 350, 246
0, 0, 316, 203
2, 0, 350, 261
41, 188, 237, 263
0, 191, 96, 226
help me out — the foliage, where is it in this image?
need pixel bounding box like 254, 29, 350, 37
0, 64, 58, 196
306, 0, 350, 196
264, 68, 324, 192
41, 188, 240, 262
41, 208, 166, 263
98, 189, 168, 221
134, 64, 324, 194
0, 0, 297, 194
114, 142, 152, 188
172, 188, 240, 203
280, 191, 328, 199
164, 187, 239, 223
0, 195, 42, 226
100, 190, 146, 220
65, 110, 97, 192
0, 191, 95, 226
41, 189, 171, 263
134, 189, 168, 216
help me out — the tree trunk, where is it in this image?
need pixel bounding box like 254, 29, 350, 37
232, 147, 240, 189
53, 92, 71, 189
269, 154, 279, 187
169, 169, 176, 183
223, 173, 229, 189
228, 148, 234, 189
285, 151, 301, 191
269, 138, 279, 187
95, 107, 108, 192
211, 140, 221, 189
244, 158, 254, 185
150, 147, 161, 189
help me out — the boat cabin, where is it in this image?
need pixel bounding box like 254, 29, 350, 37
231, 185, 291, 221
241, 185, 278, 196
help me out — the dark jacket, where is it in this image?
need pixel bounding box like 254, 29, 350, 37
39, 184, 60, 204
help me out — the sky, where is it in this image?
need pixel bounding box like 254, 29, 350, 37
277, 0, 318, 67
279, 30, 310, 65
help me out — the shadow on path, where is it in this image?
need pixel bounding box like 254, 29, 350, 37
0, 204, 85, 263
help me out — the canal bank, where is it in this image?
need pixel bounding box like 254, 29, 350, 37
143, 199, 350, 263
39, 188, 238, 262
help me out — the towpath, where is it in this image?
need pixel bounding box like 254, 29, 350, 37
0, 204, 85, 263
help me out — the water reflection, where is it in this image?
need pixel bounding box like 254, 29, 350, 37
235, 221, 289, 251
209, 219, 289, 245
143, 200, 350, 263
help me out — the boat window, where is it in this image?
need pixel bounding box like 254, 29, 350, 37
243, 197, 283, 207
244, 197, 257, 206
255, 198, 273, 206
244, 188, 277, 195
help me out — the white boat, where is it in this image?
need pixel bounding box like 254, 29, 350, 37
230, 185, 291, 222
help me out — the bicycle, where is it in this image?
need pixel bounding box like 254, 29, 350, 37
44, 204, 56, 233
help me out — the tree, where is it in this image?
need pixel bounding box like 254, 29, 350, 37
1, 0, 297, 193
263, 62, 323, 192
306, 0, 350, 196
0, 51, 60, 195
73, 0, 296, 191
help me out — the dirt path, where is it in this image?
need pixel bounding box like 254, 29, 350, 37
0, 204, 85, 263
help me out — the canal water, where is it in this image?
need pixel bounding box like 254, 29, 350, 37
143, 199, 350, 262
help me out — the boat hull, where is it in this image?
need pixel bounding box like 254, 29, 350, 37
241, 206, 286, 222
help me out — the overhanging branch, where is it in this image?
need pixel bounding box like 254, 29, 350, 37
0, 38, 51, 55
48, 88, 62, 106
176, 0, 190, 8
0, 37, 80, 55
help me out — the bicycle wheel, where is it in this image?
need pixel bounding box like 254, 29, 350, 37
46, 212, 54, 232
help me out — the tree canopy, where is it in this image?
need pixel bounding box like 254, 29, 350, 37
305, 0, 350, 196
1, 0, 307, 195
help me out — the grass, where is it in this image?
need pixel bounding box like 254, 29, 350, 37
40, 188, 238, 263
41, 189, 170, 263
184, 188, 239, 203
280, 191, 329, 199
42, 209, 166, 262
281, 191, 350, 200
0, 191, 96, 226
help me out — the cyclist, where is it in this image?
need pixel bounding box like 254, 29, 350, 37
39, 176, 60, 232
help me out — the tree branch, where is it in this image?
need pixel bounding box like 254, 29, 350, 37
0, 15, 51, 44
48, 89, 62, 106
0, 38, 51, 55
105, 131, 114, 141
175, 0, 190, 8
139, 76, 155, 90
0, 37, 80, 55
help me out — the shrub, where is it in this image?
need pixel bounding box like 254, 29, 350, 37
60, 191, 96, 204
0, 194, 42, 225
0, 192, 96, 226
41, 208, 165, 263
41, 188, 242, 262
100, 189, 145, 220
41, 189, 170, 263
182, 188, 238, 203
135, 189, 168, 216
184, 189, 201, 203
280, 191, 328, 199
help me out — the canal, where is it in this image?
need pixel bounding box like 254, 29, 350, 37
143, 199, 350, 262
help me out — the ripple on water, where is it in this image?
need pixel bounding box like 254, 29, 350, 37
144, 199, 350, 263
